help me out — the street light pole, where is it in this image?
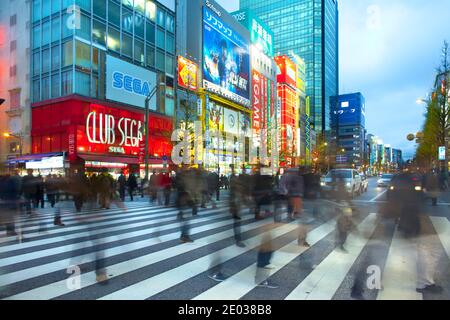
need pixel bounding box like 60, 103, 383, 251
144, 82, 165, 182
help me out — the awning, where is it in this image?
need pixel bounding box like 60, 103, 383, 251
6, 152, 64, 164
78, 154, 140, 165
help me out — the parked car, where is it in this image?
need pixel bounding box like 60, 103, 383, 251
377, 174, 394, 187
320, 169, 363, 198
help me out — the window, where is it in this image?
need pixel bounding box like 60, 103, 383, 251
51, 0, 60, 14
93, 20, 106, 46
10, 65, 17, 77
135, 14, 145, 38
121, 33, 132, 57
134, 0, 145, 14
62, 41, 73, 67
10, 15, 17, 26
76, 40, 91, 70
75, 71, 90, 96
51, 17, 60, 43
122, 7, 133, 34
42, 76, 50, 100
76, 0, 91, 12
122, 0, 133, 9
33, 80, 40, 102
76, 14, 91, 41
62, 13, 74, 38
33, 0, 41, 22
10, 41, 17, 52
33, 26, 41, 49
42, 48, 50, 73
61, 70, 73, 95
33, 52, 40, 76
107, 27, 120, 51
166, 14, 174, 33
108, 0, 120, 26
51, 45, 60, 70
146, 45, 154, 67
146, 22, 155, 44
146, 1, 156, 22
9, 90, 20, 109
42, 0, 51, 18
166, 34, 174, 54
156, 50, 164, 71
10, 142, 19, 154
134, 39, 144, 64
165, 55, 173, 75
51, 73, 60, 97
93, 0, 106, 18
42, 21, 51, 46
157, 7, 165, 27
156, 28, 164, 49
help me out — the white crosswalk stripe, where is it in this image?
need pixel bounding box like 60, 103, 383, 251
0, 200, 449, 300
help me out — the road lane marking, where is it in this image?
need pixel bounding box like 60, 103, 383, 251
370, 191, 387, 202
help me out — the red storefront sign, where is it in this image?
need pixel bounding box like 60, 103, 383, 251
31, 97, 173, 164
252, 70, 262, 131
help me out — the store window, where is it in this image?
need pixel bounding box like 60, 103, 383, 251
76, 40, 91, 71
93, 20, 106, 46
122, 33, 132, 57
62, 41, 73, 66
108, 0, 120, 27
107, 27, 120, 52
146, 0, 156, 22
93, 0, 106, 19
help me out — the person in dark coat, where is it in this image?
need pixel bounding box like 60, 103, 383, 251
45, 174, 60, 208
127, 173, 138, 201
71, 170, 90, 212
117, 171, 127, 202
422, 170, 440, 206
22, 169, 36, 215
251, 165, 274, 220
0, 172, 22, 237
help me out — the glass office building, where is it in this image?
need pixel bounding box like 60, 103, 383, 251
31, 0, 176, 116
239, 0, 339, 133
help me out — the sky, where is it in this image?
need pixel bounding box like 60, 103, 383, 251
216, 0, 450, 159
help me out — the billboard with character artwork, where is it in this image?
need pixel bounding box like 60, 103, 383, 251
203, 7, 250, 107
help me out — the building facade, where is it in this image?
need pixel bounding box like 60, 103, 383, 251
330, 92, 366, 167
0, 0, 31, 166
24, 0, 176, 176
239, 0, 339, 134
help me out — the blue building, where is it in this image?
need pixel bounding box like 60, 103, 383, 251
239, 0, 339, 134
330, 92, 366, 167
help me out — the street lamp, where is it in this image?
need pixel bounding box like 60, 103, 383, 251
3, 132, 23, 156
144, 82, 166, 181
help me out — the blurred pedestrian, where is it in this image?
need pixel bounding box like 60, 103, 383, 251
336, 204, 356, 252
21, 169, 36, 215
149, 170, 158, 203
422, 170, 440, 206
255, 231, 278, 288
118, 171, 127, 202
98, 168, 115, 209
127, 172, 138, 201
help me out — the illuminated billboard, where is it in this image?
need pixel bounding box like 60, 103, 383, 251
178, 56, 198, 91
203, 7, 251, 107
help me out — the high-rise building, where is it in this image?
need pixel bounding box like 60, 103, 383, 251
21, 0, 176, 176
239, 0, 339, 133
0, 0, 31, 165
330, 92, 365, 167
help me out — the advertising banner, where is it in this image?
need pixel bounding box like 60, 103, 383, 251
178, 56, 198, 91
208, 100, 224, 131
252, 70, 262, 131
439, 146, 446, 161
106, 55, 157, 109
203, 7, 250, 107
223, 107, 239, 135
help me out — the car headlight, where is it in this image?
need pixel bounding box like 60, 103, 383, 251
320, 182, 326, 187
377, 180, 382, 184
389, 186, 394, 190
415, 186, 422, 191
346, 182, 351, 187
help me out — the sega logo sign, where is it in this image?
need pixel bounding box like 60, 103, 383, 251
112, 72, 153, 97
106, 55, 157, 109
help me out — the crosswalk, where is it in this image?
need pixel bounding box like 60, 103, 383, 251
1, 199, 450, 300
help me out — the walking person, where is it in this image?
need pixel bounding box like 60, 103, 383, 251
117, 171, 127, 202
21, 169, 36, 215
175, 166, 194, 243
45, 175, 59, 208
0, 172, 22, 238
149, 171, 158, 204
422, 170, 440, 206
161, 172, 172, 206
98, 168, 115, 209
127, 172, 138, 201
